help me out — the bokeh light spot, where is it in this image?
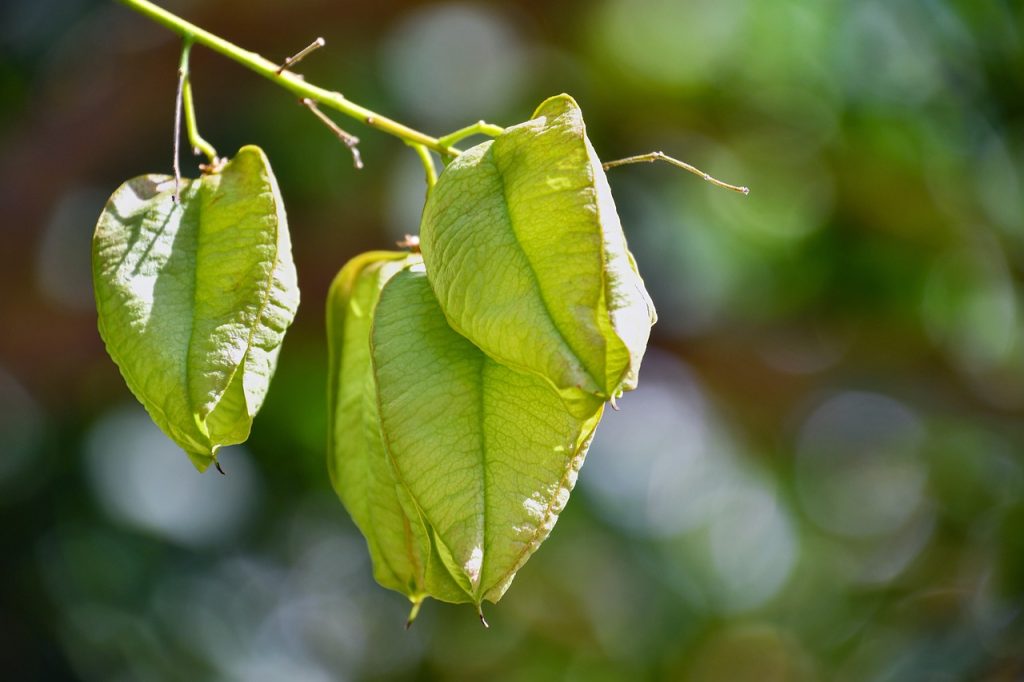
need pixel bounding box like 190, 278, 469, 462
85, 405, 260, 547
382, 4, 528, 125
35, 187, 106, 312
796, 391, 928, 538
0, 366, 45, 498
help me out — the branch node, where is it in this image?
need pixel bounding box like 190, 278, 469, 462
199, 157, 226, 175
301, 98, 364, 169
396, 234, 420, 252
276, 37, 326, 75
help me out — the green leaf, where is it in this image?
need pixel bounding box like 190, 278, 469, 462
371, 267, 603, 605
420, 94, 657, 416
93, 145, 299, 471
326, 251, 469, 608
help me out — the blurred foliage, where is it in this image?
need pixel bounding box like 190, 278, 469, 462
1, 0, 1023, 679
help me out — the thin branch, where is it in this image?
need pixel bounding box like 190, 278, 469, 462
179, 40, 218, 164
437, 120, 505, 148
301, 98, 363, 169
119, 0, 461, 157
276, 37, 325, 75
408, 143, 437, 189
603, 151, 749, 195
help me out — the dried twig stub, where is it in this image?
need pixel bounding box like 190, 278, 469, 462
276, 37, 325, 75
301, 98, 364, 169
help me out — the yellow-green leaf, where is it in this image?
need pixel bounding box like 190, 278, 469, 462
326, 251, 468, 608
371, 267, 603, 605
420, 94, 656, 416
92, 145, 299, 471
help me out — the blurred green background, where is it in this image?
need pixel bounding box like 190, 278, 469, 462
2, 0, 1024, 679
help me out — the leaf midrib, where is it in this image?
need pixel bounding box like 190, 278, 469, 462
369, 289, 477, 603
487, 147, 604, 397
476, 357, 488, 602
187, 159, 281, 440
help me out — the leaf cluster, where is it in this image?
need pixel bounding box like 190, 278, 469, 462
326, 95, 656, 618
92, 95, 656, 622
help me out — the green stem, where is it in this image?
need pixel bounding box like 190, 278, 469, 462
119, 0, 461, 157
408, 143, 437, 190
179, 40, 218, 164
437, 120, 505, 148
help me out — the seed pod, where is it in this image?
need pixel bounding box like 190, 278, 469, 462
420, 94, 657, 417
93, 145, 299, 471
326, 251, 467, 610
371, 267, 603, 606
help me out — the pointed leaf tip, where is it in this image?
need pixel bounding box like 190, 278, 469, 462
405, 598, 424, 629
330, 93, 655, 620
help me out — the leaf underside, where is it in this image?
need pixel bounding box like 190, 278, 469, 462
420, 94, 657, 417
327, 95, 658, 615
91, 92, 656, 620
326, 251, 467, 604
371, 267, 603, 605
93, 145, 299, 471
